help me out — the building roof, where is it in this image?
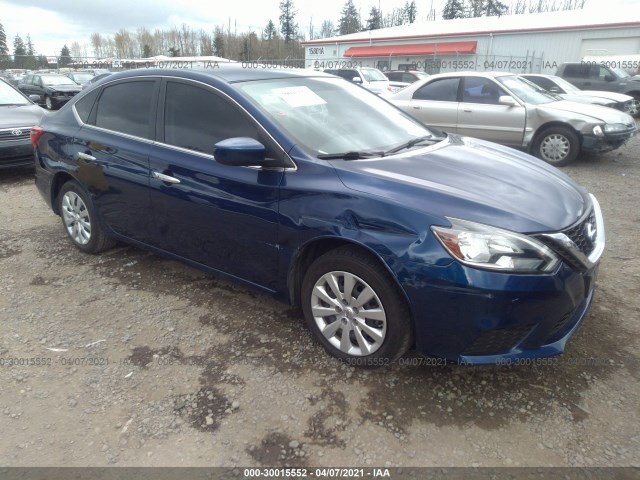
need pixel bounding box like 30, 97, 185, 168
302, 8, 640, 45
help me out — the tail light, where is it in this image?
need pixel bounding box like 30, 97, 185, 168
31, 126, 44, 148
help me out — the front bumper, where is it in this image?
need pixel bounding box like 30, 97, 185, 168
0, 141, 35, 169
401, 198, 604, 364
581, 127, 637, 153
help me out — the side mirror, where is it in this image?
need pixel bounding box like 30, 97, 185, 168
351, 76, 363, 83
214, 137, 266, 167
29, 94, 41, 102
498, 95, 517, 106
604, 74, 615, 82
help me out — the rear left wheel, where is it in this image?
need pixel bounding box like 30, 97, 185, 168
58, 181, 115, 253
301, 246, 413, 367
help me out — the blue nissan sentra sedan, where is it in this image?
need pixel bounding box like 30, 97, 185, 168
32, 66, 604, 367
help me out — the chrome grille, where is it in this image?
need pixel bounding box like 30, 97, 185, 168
535, 208, 598, 271
0, 127, 31, 142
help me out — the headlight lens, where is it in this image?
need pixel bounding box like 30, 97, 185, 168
604, 123, 629, 133
592, 125, 604, 137
432, 218, 560, 273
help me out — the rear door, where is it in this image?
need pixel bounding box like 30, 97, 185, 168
147, 79, 284, 290
71, 78, 159, 243
407, 77, 460, 133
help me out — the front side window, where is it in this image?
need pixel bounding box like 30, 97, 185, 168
462, 77, 507, 104
413, 78, 460, 102
163, 81, 259, 155
93, 81, 156, 139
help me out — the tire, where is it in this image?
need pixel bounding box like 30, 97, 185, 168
301, 246, 413, 367
532, 126, 579, 167
57, 180, 115, 253
44, 95, 54, 110
629, 94, 640, 118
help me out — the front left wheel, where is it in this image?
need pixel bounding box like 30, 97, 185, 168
57, 181, 115, 253
44, 95, 54, 110
532, 126, 579, 167
301, 246, 413, 367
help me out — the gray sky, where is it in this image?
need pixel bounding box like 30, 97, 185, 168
0, 0, 637, 57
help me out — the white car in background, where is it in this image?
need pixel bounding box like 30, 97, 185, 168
323, 67, 392, 95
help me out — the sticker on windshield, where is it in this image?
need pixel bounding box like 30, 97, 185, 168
272, 86, 326, 108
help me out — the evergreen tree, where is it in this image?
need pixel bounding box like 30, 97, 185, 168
213, 28, 225, 57
365, 7, 382, 30
13, 35, 27, 68
264, 20, 278, 40
1, 20, 11, 69
404, 1, 417, 23
142, 44, 152, 58
0, 19, 8, 55
168, 47, 180, 57
25, 34, 37, 69
485, 0, 508, 16
338, 0, 361, 35
442, 0, 466, 19
59, 44, 72, 66
279, 0, 298, 44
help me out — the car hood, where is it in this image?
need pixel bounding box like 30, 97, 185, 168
580, 90, 633, 102
559, 94, 612, 106
540, 99, 632, 123
0, 104, 44, 128
331, 135, 589, 233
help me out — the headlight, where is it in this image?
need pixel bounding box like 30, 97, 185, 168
431, 218, 560, 273
592, 125, 604, 137
604, 123, 629, 133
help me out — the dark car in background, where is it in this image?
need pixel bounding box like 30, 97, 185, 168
33, 67, 604, 366
555, 62, 640, 117
18, 73, 82, 110
82, 72, 113, 90
0, 78, 44, 169
523, 73, 637, 117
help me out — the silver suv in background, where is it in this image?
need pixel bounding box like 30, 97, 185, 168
324, 67, 392, 95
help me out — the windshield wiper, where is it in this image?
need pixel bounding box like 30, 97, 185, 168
317, 151, 384, 160
383, 135, 436, 155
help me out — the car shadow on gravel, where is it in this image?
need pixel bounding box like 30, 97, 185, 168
0, 167, 33, 188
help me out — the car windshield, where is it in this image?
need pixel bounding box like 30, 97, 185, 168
41, 75, 77, 86
498, 75, 556, 105
70, 73, 94, 83
238, 77, 434, 157
361, 68, 387, 82
611, 67, 630, 78
549, 76, 581, 93
0, 80, 30, 105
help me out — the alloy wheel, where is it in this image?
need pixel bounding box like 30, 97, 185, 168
61, 191, 91, 245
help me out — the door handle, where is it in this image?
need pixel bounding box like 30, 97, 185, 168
152, 171, 181, 184
463, 109, 473, 113
412, 106, 421, 110
77, 152, 96, 161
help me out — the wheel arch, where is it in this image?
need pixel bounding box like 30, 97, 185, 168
50, 172, 78, 215
287, 236, 411, 311
529, 121, 582, 153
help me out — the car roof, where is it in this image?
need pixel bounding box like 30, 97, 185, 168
107, 65, 333, 84
425, 71, 517, 81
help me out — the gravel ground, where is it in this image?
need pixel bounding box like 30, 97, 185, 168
0, 128, 638, 470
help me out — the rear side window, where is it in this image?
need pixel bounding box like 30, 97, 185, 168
93, 81, 156, 139
74, 89, 100, 124
163, 81, 258, 154
413, 78, 460, 101
563, 64, 588, 78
